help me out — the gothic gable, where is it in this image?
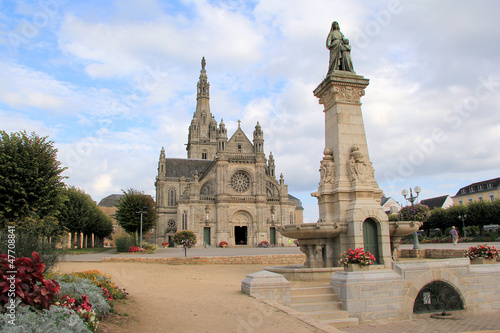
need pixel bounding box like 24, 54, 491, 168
227, 128, 254, 154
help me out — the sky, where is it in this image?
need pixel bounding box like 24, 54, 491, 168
1, 0, 499, 223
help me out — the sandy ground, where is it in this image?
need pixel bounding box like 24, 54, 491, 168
55, 262, 322, 333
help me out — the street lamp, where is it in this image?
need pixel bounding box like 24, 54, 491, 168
458, 214, 467, 238
402, 186, 422, 250
136, 207, 148, 249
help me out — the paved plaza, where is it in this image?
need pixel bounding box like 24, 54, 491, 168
341, 311, 500, 333
62, 242, 500, 333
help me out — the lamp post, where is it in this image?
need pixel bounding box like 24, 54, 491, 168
136, 207, 148, 249
402, 186, 422, 250
458, 214, 467, 238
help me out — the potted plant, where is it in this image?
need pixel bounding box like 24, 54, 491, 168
219, 241, 228, 248
162, 241, 169, 248
338, 247, 376, 272
259, 240, 269, 248
464, 244, 499, 264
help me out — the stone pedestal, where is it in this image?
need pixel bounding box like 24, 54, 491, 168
241, 271, 291, 306
312, 71, 391, 267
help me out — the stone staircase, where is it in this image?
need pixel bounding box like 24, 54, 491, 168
290, 284, 359, 329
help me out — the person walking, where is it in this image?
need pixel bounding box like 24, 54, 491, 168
450, 226, 459, 245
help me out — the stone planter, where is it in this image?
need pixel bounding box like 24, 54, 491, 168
470, 257, 497, 265
344, 264, 370, 272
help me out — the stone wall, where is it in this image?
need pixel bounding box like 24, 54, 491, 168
330, 258, 500, 323
398, 248, 464, 259
102, 254, 305, 265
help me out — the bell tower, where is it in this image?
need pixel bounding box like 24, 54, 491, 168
186, 57, 218, 160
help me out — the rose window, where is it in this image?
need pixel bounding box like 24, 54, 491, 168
231, 171, 250, 193
167, 220, 176, 228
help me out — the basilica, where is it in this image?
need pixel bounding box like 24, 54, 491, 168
155, 58, 303, 247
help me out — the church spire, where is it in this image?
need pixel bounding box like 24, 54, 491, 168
186, 57, 218, 159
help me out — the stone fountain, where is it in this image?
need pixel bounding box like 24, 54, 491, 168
243, 22, 500, 326
277, 22, 419, 270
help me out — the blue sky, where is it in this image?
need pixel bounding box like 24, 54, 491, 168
1, 0, 500, 222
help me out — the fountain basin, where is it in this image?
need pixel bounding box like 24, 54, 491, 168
277, 222, 346, 239
389, 221, 422, 237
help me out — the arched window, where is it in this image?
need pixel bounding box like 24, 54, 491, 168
290, 212, 294, 224
167, 188, 177, 206
182, 211, 188, 230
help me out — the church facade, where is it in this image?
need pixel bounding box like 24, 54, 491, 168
155, 59, 302, 247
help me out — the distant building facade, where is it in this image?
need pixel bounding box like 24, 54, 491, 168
452, 177, 500, 205
420, 195, 453, 210
155, 59, 303, 247
380, 197, 401, 214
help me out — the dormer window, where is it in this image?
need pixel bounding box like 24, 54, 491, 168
238, 144, 242, 152
469, 187, 475, 193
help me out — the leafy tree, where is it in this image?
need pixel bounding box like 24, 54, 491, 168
115, 189, 156, 237
0, 131, 66, 225
173, 230, 197, 257
445, 204, 468, 236
424, 208, 448, 236
0, 131, 66, 270
56, 187, 113, 246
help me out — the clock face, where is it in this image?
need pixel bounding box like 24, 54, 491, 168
201, 129, 207, 136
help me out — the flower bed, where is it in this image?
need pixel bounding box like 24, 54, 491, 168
464, 244, 500, 259
0, 252, 127, 332
338, 247, 376, 267
128, 246, 145, 252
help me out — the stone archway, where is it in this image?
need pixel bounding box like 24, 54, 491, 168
399, 269, 470, 320
230, 211, 253, 246
413, 280, 464, 314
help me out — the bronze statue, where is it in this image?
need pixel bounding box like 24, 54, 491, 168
326, 21, 355, 74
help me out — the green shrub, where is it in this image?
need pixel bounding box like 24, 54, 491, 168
0, 230, 62, 272
0, 305, 91, 333
143, 242, 158, 253
114, 233, 135, 252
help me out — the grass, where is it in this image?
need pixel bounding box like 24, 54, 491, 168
58, 247, 114, 254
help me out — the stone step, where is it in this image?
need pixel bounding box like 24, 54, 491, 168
291, 301, 344, 313
301, 309, 349, 321
291, 293, 339, 304
291, 286, 333, 296
322, 317, 360, 329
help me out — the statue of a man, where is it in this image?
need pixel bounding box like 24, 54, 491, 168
326, 21, 355, 74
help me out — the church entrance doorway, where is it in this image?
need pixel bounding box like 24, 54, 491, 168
234, 226, 247, 245
168, 236, 175, 247
204, 227, 211, 246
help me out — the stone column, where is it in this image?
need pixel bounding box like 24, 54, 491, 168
313, 71, 391, 267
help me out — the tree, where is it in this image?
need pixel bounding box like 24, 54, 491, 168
173, 230, 197, 257
424, 208, 448, 236
56, 186, 113, 247
115, 189, 156, 238
0, 131, 66, 270
0, 131, 66, 225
